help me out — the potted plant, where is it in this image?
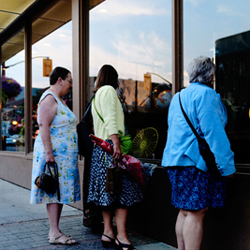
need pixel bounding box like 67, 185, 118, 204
1, 76, 22, 105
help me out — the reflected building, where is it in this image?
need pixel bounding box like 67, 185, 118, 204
216, 30, 250, 163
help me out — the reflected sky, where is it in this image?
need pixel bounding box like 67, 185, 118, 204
184, 0, 250, 85
4, 0, 250, 88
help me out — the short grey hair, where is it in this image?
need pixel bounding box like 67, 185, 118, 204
187, 56, 215, 84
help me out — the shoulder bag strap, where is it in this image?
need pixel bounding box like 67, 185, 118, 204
93, 96, 104, 123
81, 96, 94, 122
179, 94, 202, 143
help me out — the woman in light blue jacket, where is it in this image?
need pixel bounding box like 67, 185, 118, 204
162, 56, 235, 250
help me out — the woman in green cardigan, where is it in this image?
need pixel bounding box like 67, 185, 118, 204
87, 65, 143, 250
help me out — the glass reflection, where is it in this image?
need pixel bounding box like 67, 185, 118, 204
90, 0, 171, 159
1, 70, 25, 151
184, 0, 250, 163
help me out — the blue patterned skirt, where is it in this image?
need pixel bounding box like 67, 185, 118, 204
87, 140, 143, 207
167, 166, 227, 210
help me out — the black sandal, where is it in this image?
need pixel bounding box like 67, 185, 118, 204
115, 238, 136, 250
101, 234, 116, 248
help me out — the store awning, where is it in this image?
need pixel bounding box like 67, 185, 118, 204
0, 0, 104, 63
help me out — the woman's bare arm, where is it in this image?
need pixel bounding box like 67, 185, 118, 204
38, 94, 58, 162
110, 134, 122, 160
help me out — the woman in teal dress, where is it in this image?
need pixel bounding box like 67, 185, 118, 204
30, 67, 80, 245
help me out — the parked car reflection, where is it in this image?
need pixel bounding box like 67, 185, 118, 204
6, 134, 24, 146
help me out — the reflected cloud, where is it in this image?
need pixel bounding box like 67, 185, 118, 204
99, 9, 107, 13
91, 0, 169, 17
90, 40, 171, 84
184, 0, 203, 7
217, 4, 238, 16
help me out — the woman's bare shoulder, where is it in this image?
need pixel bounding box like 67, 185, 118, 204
40, 92, 57, 106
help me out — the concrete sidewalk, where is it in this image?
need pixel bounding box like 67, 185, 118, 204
0, 178, 175, 250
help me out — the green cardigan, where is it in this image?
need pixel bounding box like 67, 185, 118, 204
92, 85, 125, 140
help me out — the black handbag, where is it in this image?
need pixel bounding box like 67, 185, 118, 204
77, 97, 94, 157
179, 94, 220, 176
35, 162, 60, 201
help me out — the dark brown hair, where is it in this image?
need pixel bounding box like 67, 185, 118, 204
49, 66, 71, 85
93, 65, 119, 93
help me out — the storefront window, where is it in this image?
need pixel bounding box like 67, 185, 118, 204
0, 0, 73, 152
90, 0, 172, 159
1, 30, 25, 152
31, 20, 73, 146
184, 1, 250, 163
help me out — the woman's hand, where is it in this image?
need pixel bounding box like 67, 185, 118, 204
46, 151, 55, 163
110, 134, 122, 160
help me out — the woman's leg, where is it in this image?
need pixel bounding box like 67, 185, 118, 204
47, 203, 76, 243
47, 203, 63, 236
115, 208, 130, 244
183, 208, 207, 250
176, 208, 207, 250
175, 209, 186, 250
102, 210, 115, 241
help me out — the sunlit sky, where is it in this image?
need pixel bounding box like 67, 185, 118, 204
4, 0, 250, 89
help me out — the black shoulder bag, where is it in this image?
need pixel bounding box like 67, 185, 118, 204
35, 162, 60, 201
179, 94, 220, 176
77, 97, 98, 226
77, 97, 94, 157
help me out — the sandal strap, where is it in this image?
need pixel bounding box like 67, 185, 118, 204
103, 234, 115, 242
116, 238, 136, 250
65, 235, 77, 243
53, 233, 63, 241
52, 233, 76, 243
65, 237, 74, 244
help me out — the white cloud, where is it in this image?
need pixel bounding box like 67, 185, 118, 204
90, 28, 172, 84
91, 0, 169, 17
217, 4, 237, 16
184, 0, 201, 7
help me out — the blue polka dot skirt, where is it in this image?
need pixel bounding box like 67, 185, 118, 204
167, 166, 227, 210
87, 140, 143, 207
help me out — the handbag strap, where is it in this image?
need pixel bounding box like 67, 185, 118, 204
43, 162, 53, 175
93, 96, 104, 123
179, 94, 202, 143
43, 162, 58, 177
81, 96, 94, 122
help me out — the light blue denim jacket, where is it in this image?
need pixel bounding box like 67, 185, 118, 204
161, 82, 236, 176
